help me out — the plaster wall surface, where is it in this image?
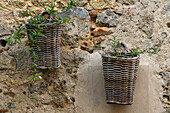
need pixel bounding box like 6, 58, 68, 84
75, 52, 163, 113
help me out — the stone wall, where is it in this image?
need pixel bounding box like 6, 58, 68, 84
0, 0, 169, 113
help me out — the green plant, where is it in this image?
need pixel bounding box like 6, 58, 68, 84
93, 37, 161, 57
62, 0, 76, 11
6, 1, 75, 85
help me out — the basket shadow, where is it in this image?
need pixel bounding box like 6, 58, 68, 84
88, 65, 149, 113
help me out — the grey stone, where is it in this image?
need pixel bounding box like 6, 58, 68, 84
43, 90, 68, 107
96, 10, 119, 27
165, 108, 170, 113
7, 45, 31, 71
53, 95, 66, 104
90, 0, 115, 10
0, 23, 10, 37
61, 48, 86, 67
28, 82, 47, 94
66, 69, 72, 73
0, 51, 16, 70
75, 0, 88, 6
161, 71, 170, 109
58, 8, 89, 22
58, 8, 90, 46
72, 48, 86, 62
161, 0, 170, 15
118, 0, 137, 5
105, 10, 112, 16
162, 72, 170, 78
7, 103, 16, 108
85, 3, 93, 10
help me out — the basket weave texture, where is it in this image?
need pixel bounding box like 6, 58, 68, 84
26, 23, 62, 69
102, 53, 140, 104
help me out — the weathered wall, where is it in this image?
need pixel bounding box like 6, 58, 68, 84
0, 0, 169, 113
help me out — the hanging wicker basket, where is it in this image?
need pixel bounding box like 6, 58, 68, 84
102, 42, 140, 105
26, 11, 62, 69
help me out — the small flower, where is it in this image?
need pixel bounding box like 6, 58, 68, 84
28, 16, 31, 20
54, 1, 57, 5
38, 76, 42, 79
154, 46, 158, 49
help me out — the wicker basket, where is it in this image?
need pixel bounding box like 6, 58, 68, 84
102, 43, 140, 105
26, 22, 62, 69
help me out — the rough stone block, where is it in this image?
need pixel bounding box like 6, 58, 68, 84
75, 0, 88, 6
90, 0, 116, 9
96, 10, 119, 27
7, 45, 31, 71
0, 51, 16, 71
58, 8, 90, 47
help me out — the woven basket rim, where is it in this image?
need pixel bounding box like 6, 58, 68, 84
101, 52, 140, 60
25, 21, 62, 27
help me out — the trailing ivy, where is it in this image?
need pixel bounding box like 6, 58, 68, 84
6, 1, 76, 85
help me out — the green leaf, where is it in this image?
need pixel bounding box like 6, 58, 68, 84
29, 34, 34, 41
42, 2, 45, 7
9, 36, 13, 44
37, 46, 41, 51
34, 63, 38, 67
30, 10, 36, 14
158, 48, 161, 52
31, 76, 36, 80
16, 40, 21, 44
33, 52, 36, 57
25, 39, 29, 44
24, 78, 30, 81
102, 47, 106, 50
16, 81, 19, 86
35, 78, 40, 81
42, 58, 46, 63
94, 45, 101, 48
20, 81, 23, 85
33, 30, 37, 36
35, 72, 42, 76
25, 10, 28, 14
19, 11, 22, 15
28, 47, 34, 51
48, 67, 52, 71
37, 32, 45, 37
28, 14, 32, 16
